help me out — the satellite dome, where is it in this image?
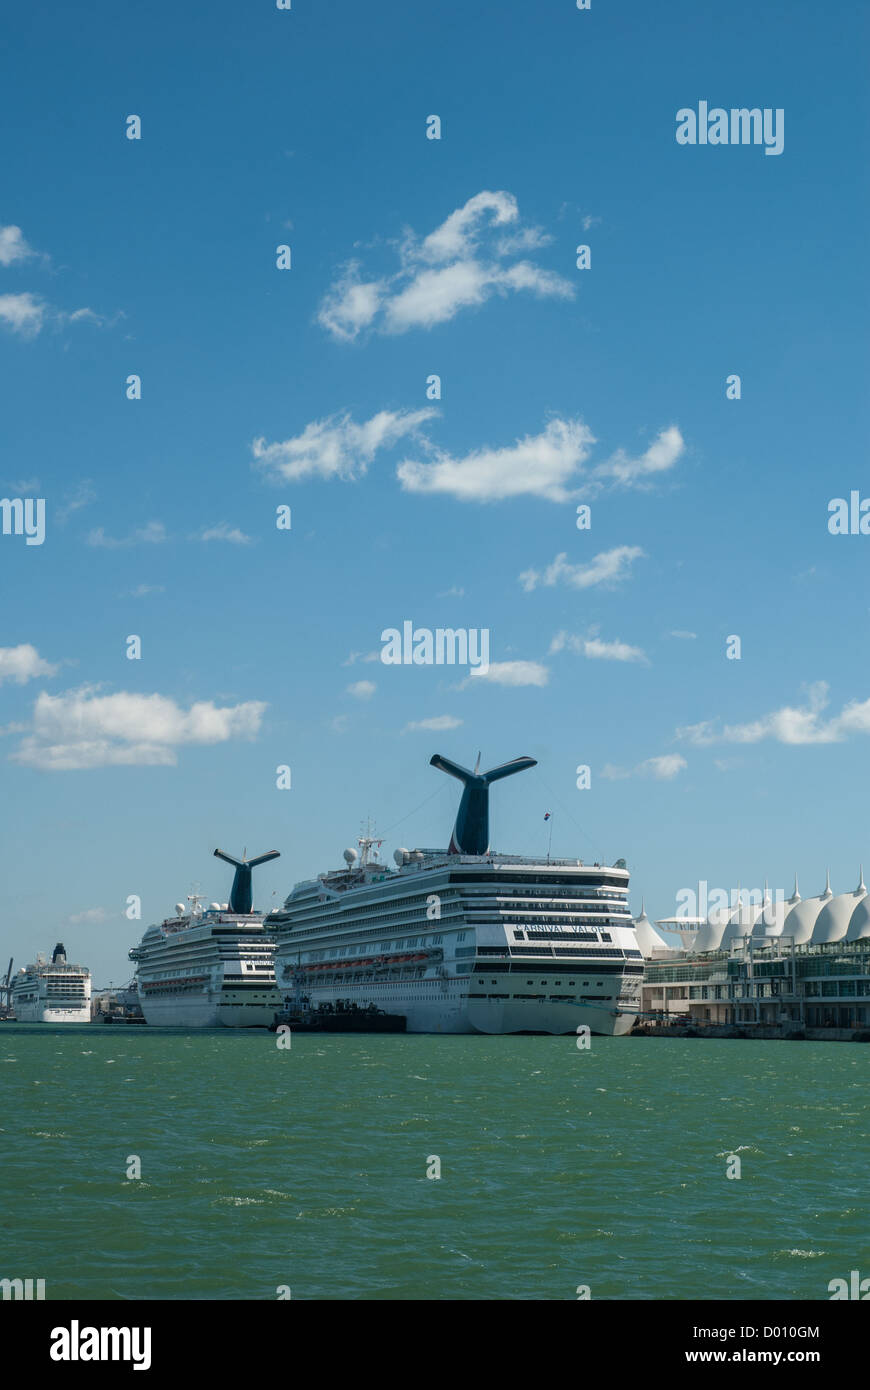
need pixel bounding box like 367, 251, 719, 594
343, 847, 359, 866
175, 903, 185, 916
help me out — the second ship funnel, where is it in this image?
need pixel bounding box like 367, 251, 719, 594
213, 849, 280, 914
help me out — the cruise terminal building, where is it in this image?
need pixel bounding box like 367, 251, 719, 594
636, 874, 870, 1030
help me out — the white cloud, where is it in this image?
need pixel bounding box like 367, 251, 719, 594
675, 682, 870, 748
123, 584, 165, 598
316, 264, 386, 341
495, 226, 552, 256
419, 191, 519, 262
346, 680, 376, 699
398, 417, 595, 504
595, 425, 684, 486
669, 629, 697, 640
199, 523, 253, 545
68, 907, 112, 925
9, 686, 267, 771
520, 545, 645, 592
65, 307, 102, 326
252, 408, 437, 483
87, 521, 168, 548
404, 715, 463, 732
467, 660, 549, 688
551, 633, 649, 664
0, 644, 58, 686
384, 261, 493, 332
0, 225, 36, 266
343, 650, 380, 666
317, 190, 574, 341
639, 754, 687, 779
603, 753, 687, 781
0, 292, 46, 336
56, 480, 97, 524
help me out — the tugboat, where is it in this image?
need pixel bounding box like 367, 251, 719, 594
270, 972, 406, 1032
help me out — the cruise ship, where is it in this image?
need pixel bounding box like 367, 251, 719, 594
12, 944, 92, 1022
270, 753, 643, 1035
129, 849, 281, 1027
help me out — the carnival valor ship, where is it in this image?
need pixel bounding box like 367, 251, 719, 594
12, 943, 92, 1022
129, 849, 281, 1027
270, 754, 643, 1035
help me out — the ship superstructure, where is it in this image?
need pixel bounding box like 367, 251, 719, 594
270, 754, 643, 1035
12, 944, 92, 1023
129, 849, 281, 1027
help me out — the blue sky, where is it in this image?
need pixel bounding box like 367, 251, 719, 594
1, 0, 868, 983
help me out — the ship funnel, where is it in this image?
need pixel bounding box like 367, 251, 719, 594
213, 848, 280, 914
52, 943, 67, 964
430, 753, 537, 855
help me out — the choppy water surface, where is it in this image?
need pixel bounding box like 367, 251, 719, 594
0, 1027, 866, 1299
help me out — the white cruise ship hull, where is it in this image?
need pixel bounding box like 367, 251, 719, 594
284, 975, 634, 1035
137, 989, 280, 1029
271, 762, 643, 1036
130, 909, 282, 1029
13, 1002, 91, 1024
12, 950, 92, 1023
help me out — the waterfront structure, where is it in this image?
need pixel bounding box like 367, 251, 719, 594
129, 849, 281, 1027
269, 753, 643, 1035
639, 873, 870, 1028
11, 944, 92, 1022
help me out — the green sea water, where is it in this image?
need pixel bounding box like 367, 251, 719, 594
0, 1026, 866, 1301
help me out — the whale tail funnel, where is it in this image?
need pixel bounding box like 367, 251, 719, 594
214, 848, 280, 914
430, 753, 537, 855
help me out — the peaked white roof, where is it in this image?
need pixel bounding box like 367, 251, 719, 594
752, 879, 801, 937
783, 871, 834, 945
633, 904, 671, 958
846, 889, 870, 940
689, 898, 732, 952
811, 870, 866, 944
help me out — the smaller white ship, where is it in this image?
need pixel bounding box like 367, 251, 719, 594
12, 944, 92, 1022
129, 849, 281, 1027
